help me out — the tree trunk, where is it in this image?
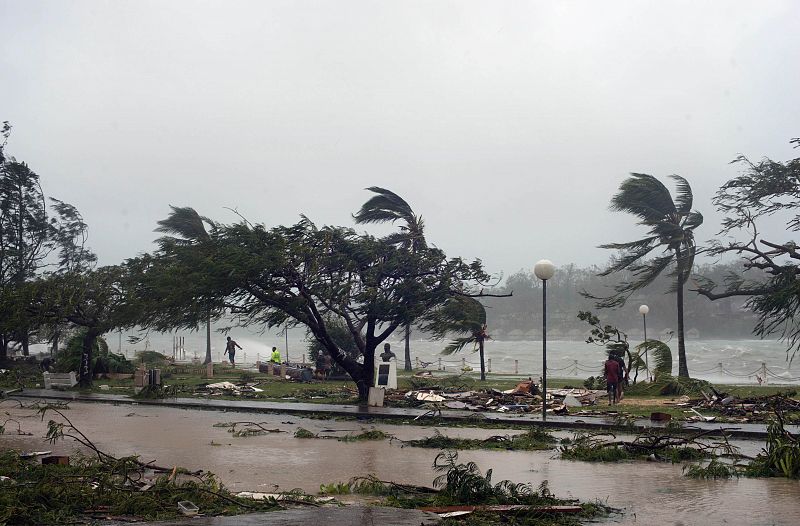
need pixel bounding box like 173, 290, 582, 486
0, 335, 7, 362
478, 338, 486, 381
204, 314, 212, 364
79, 329, 99, 387
676, 254, 689, 378
357, 342, 377, 401
21, 333, 29, 356
403, 324, 412, 371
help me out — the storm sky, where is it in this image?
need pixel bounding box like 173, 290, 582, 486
2, 0, 798, 277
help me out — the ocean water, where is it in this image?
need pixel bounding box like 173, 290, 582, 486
107, 325, 800, 385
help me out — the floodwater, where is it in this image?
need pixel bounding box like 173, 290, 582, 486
2, 401, 798, 525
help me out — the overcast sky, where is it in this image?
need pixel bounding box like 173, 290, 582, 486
2, 0, 798, 277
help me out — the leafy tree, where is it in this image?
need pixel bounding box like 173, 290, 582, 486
586, 174, 703, 378
131, 212, 492, 400
54, 331, 133, 375
695, 138, 800, 360
422, 296, 491, 380
154, 206, 218, 364
31, 266, 133, 386
354, 187, 426, 372
0, 124, 93, 359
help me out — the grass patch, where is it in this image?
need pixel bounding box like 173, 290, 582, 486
294, 427, 317, 438
404, 428, 556, 451
684, 459, 739, 479
337, 429, 390, 442
293, 427, 390, 442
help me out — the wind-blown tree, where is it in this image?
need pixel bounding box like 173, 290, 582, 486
695, 138, 800, 360
30, 266, 133, 386
422, 296, 490, 380
0, 123, 92, 359
354, 187, 426, 371
130, 213, 493, 400
586, 174, 703, 378
154, 206, 217, 364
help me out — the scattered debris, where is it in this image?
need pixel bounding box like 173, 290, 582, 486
177, 500, 199, 516
393, 384, 605, 415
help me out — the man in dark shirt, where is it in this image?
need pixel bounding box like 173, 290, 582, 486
224, 336, 242, 366
604, 356, 622, 405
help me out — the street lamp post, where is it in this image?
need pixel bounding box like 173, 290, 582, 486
534, 259, 555, 421
639, 304, 649, 380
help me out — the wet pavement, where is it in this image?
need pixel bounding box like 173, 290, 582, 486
13, 388, 797, 439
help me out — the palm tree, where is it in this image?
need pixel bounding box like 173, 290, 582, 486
423, 296, 490, 380
155, 206, 216, 364
591, 174, 703, 378
353, 187, 426, 371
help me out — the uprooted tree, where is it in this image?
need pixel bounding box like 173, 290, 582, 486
129, 210, 497, 400
695, 138, 800, 362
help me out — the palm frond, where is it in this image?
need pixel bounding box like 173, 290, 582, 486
155, 206, 212, 242
670, 175, 693, 214
610, 173, 676, 221
682, 210, 704, 231
598, 236, 659, 251
636, 340, 672, 379
442, 336, 475, 355
353, 187, 415, 225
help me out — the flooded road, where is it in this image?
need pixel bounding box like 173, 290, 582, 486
2, 401, 798, 525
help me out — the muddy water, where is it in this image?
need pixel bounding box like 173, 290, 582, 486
2, 402, 798, 525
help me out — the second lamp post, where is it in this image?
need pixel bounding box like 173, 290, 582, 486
534, 259, 555, 421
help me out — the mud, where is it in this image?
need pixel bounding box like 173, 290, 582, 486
2, 401, 797, 525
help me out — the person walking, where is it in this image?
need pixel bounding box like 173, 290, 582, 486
223, 336, 242, 367
604, 354, 622, 405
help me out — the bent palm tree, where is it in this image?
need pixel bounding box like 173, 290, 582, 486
423, 296, 490, 380
589, 174, 703, 378
155, 206, 216, 364
354, 187, 426, 371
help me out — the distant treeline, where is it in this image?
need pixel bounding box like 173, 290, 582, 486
478, 262, 761, 341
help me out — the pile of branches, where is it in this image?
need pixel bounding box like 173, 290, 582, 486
560, 425, 742, 463
398, 428, 556, 452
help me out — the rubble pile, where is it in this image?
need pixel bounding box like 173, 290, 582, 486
389, 380, 605, 414
666, 389, 800, 423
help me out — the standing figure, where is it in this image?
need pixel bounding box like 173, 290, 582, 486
612, 351, 627, 402
270, 346, 282, 364
603, 354, 622, 405
224, 336, 242, 366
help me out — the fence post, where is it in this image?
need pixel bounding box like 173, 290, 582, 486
488, 358, 492, 373
514, 359, 519, 375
